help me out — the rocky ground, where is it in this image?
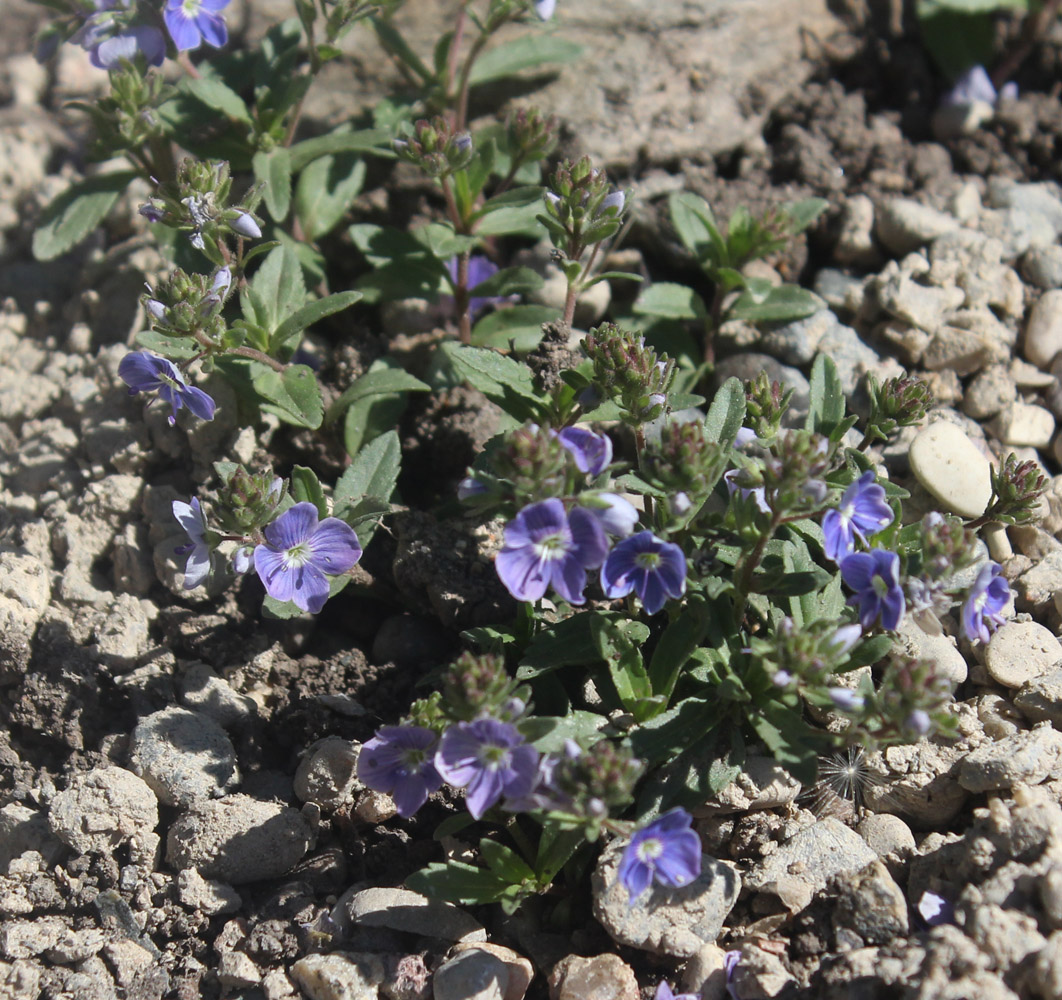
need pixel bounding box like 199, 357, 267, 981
7, 1, 1062, 999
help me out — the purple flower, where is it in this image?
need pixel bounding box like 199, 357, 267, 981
253, 502, 362, 613
495, 499, 608, 605
88, 26, 166, 68
445, 255, 515, 320
172, 497, 211, 588
557, 426, 612, 476
942, 64, 997, 107
822, 471, 893, 563
724, 469, 770, 514
357, 726, 444, 818
232, 545, 253, 575
118, 351, 216, 425
230, 213, 261, 239
601, 531, 686, 615
917, 890, 954, 927
772, 669, 793, 687
840, 549, 905, 631
961, 561, 1009, 643
906, 709, 931, 735
830, 624, 863, 655
654, 982, 698, 1000
598, 190, 625, 216
584, 493, 639, 538
617, 808, 701, 900
164, 0, 230, 51
724, 950, 741, 999
457, 477, 489, 501
139, 202, 165, 223
502, 740, 579, 813
435, 719, 539, 819
828, 688, 865, 712
533, 0, 556, 19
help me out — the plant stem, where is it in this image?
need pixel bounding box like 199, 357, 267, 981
447, 4, 468, 102
732, 512, 781, 624
454, 32, 489, 133
705, 284, 725, 365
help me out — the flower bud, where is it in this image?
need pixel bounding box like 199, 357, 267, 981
230, 212, 262, 239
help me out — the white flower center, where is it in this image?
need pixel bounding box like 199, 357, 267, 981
636, 836, 663, 864
634, 551, 661, 571
533, 531, 568, 562
283, 542, 312, 569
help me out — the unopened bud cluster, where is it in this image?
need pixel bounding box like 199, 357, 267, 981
214, 467, 286, 534
642, 421, 727, 500
394, 117, 474, 178
552, 740, 642, 824
865, 375, 931, 445
983, 453, 1048, 526
491, 423, 571, 505
582, 323, 675, 425
441, 653, 529, 723
744, 372, 793, 440
141, 266, 231, 345
754, 617, 860, 690
506, 107, 557, 163
539, 157, 626, 255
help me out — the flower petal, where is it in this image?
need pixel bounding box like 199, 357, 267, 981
263, 502, 319, 551
180, 385, 216, 421
196, 11, 228, 48
182, 544, 211, 589
568, 507, 608, 568
290, 563, 331, 613
164, 8, 201, 49
496, 546, 549, 602
118, 351, 167, 392
308, 518, 362, 575
254, 545, 295, 603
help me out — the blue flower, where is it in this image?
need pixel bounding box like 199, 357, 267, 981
724, 950, 741, 999
961, 561, 1010, 643
917, 890, 954, 927
583, 493, 639, 538
118, 351, 216, 425
906, 709, 931, 735
828, 688, 865, 712
942, 64, 997, 107
601, 531, 686, 615
822, 471, 893, 562
253, 502, 362, 613
230, 213, 261, 239
617, 808, 701, 900
557, 426, 612, 476
840, 548, 905, 631
88, 25, 165, 68
357, 726, 444, 818
172, 497, 211, 588
724, 468, 770, 515
654, 982, 698, 1000
164, 0, 230, 51
435, 719, 539, 819
445, 255, 515, 320
533, 0, 556, 20
495, 499, 608, 605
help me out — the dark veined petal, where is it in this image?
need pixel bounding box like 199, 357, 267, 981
568, 506, 609, 569
496, 546, 549, 602
464, 767, 506, 820
254, 545, 295, 603
550, 553, 589, 605
307, 518, 362, 575
262, 502, 318, 551
617, 846, 652, 900
172, 498, 206, 542
180, 385, 216, 421
638, 568, 668, 615
652, 830, 701, 888
164, 7, 202, 49
880, 587, 905, 631
839, 552, 875, 591
290, 562, 331, 613
118, 351, 168, 392
195, 10, 227, 47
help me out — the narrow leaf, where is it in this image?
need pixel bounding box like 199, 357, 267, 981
33, 171, 137, 261
468, 35, 583, 86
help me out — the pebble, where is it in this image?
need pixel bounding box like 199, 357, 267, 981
129, 706, 240, 808
959, 723, 1062, 792
962, 365, 1017, 420
290, 952, 385, 1000
980, 206, 1057, 259
344, 887, 486, 944
1015, 668, 1062, 727
591, 841, 740, 958
0, 804, 64, 872
451, 942, 533, 1000
875, 198, 958, 256
1023, 245, 1062, 290
1024, 290, 1062, 369
166, 794, 314, 884
834, 194, 879, 267
293, 738, 361, 810
179, 662, 256, 729
856, 814, 916, 860
47, 766, 157, 856
176, 869, 241, 915
218, 952, 261, 990
432, 949, 508, 1000
704, 754, 801, 813
987, 178, 1062, 237
895, 618, 968, 686
988, 402, 1056, 448
832, 860, 909, 947
985, 621, 1062, 688
547, 954, 638, 1000
679, 943, 729, 1000
908, 421, 993, 518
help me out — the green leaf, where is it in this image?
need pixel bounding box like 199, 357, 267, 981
325, 365, 430, 425
253, 363, 323, 428
183, 76, 252, 124
845, 633, 895, 670
295, 154, 366, 240
590, 616, 654, 719
288, 128, 391, 172
371, 16, 433, 83
806, 353, 846, 436
703, 376, 747, 451
749, 701, 822, 785
343, 382, 410, 458
518, 711, 608, 752
916, 5, 997, 78
474, 200, 547, 237
647, 596, 711, 707
135, 330, 200, 359
244, 245, 306, 332
33, 170, 138, 261
439, 342, 542, 422
517, 612, 639, 680
269, 290, 362, 356
471, 305, 555, 352
406, 861, 513, 906
633, 282, 707, 321
469, 266, 543, 298
333, 430, 401, 523
669, 191, 727, 267
253, 147, 292, 222
783, 197, 829, 234
480, 839, 535, 883
468, 35, 583, 86
290, 465, 327, 517
729, 285, 823, 323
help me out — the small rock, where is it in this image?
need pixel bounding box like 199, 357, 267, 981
1025, 290, 1062, 370
450, 943, 533, 1000
728, 943, 795, 999
679, 943, 729, 1000
1023, 246, 1062, 290
834, 195, 879, 267
747, 818, 877, 901
47, 767, 158, 856
290, 952, 385, 1000
985, 621, 1062, 688
981, 206, 1057, 259
218, 952, 261, 990
908, 421, 993, 519
875, 199, 959, 256
856, 814, 916, 860
176, 869, 241, 915
832, 860, 909, 947
1, 917, 65, 959
166, 795, 313, 884
592, 841, 740, 958
129, 706, 240, 808
179, 662, 256, 728
0, 804, 64, 873
703, 755, 801, 813
294, 738, 360, 810
962, 366, 1017, 420
547, 954, 638, 1000
433, 949, 508, 1000
345, 887, 486, 944
1015, 668, 1062, 727
988, 178, 1062, 236
894, 618, 968, 686
988, 402, 1056, 448
959, 723, 1062, 792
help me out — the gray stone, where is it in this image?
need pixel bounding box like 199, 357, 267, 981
450, 943, 532, 1000
176, 869, 241, 915
728, 943, 795, 999
863, 742, 968, 828
0, 805, 64, 873
166, 795, 313, 884
759, 309, 835, 366
218, 952, 261, 990
679, 943, 729, 1000
293, 738, 360, 810
988, 402, 1056, 448
832, 860, 908, 948
290, 953, 385, 1000
179, 663, 256, 728
1026, 290, 1062, 370
1, 917, 66, 959
432, 949, 508, 1000
816, 322, 880, 397
1015, 668, 1062, 727
813, 269, 865, 314
547, 954, 638, 1000
856, 814, 916, 860
987, 178, 1062, 236
344, 887, 485, 944
959, 723, 1062, 793
834, 195, 879, 268
129, 707, 240, 808
592, 841, 740, 958
894, 618, 968, 687
963, 366, 1017, 420
908, 421, 993, 519
875, 199, 959, 256
704, 754, 801, 813
985, 621, 1062, 689
980, 206, 1057, 259
875, 271, 964, 335
1023, 245, 1062, 290
47, 767, 158, 856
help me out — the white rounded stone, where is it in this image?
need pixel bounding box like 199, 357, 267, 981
988, 402, 1056, 448
985, 621, 1062, 689
1024, 289, 1062, 369
908, 422, 993, 519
